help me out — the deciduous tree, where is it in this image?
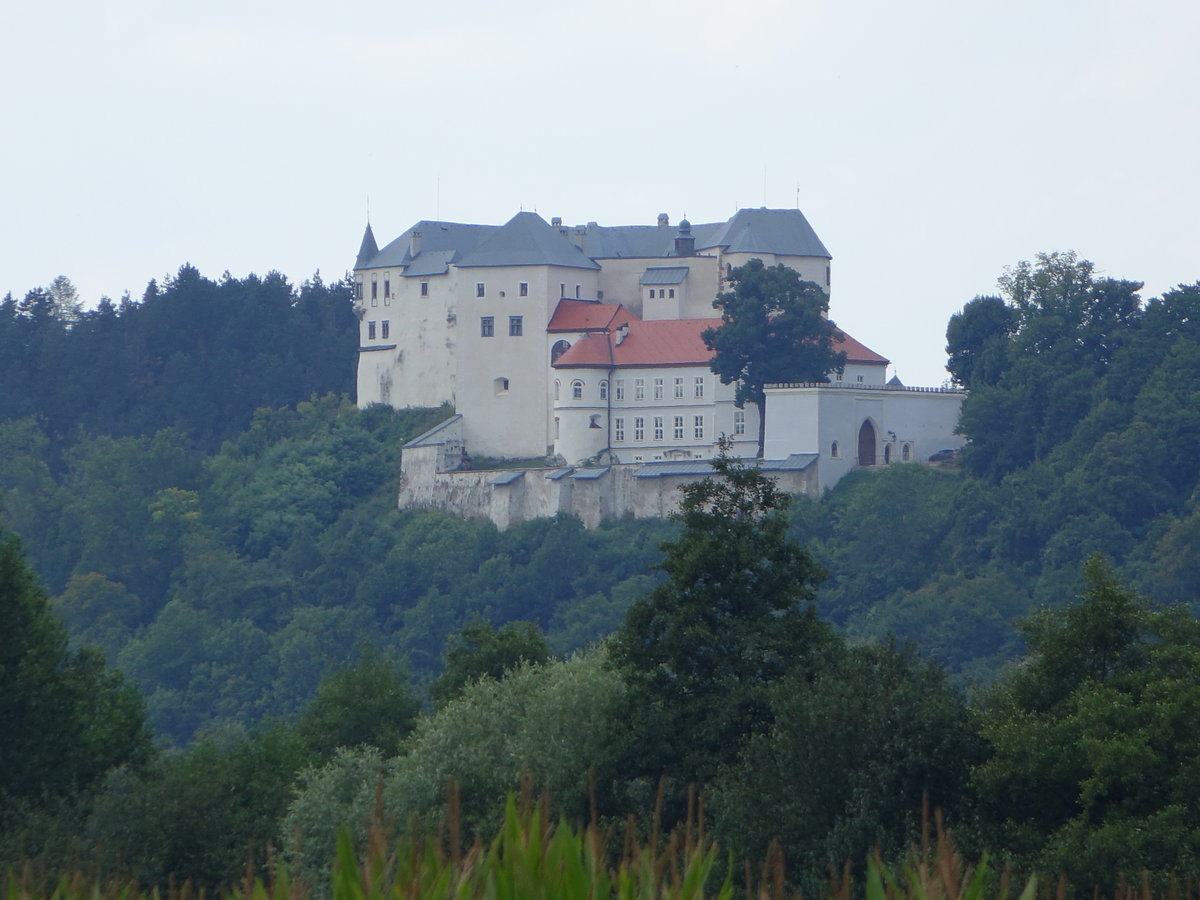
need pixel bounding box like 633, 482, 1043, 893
702, 259, 844, 455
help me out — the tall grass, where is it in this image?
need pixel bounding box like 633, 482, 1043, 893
10, 793, 1196, 900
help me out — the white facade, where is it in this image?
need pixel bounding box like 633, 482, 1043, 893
354, 206, 966, 524
762, 382, 966, 487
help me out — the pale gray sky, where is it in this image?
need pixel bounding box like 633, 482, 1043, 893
3, 0, 1197, 386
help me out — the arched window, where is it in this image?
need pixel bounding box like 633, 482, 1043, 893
884, 443, 892, 464
554, 379, 560, 401
572, 380, 584, 399
902, 443, 911, 462
494, 377, 509, 395
831, 441, 839, 458
551, 340, 571, 363
599, 380, 608, 400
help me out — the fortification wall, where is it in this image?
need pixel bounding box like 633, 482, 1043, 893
399, 419, 814, 528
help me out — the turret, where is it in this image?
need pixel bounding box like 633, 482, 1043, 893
355, 223, 378, 269
674, 219, 694, 257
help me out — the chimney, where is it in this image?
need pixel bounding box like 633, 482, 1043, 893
657, 212, 670, 227
409, 229, 422, 256
614, 322, 630, 346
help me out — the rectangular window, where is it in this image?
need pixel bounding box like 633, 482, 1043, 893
694, 415, 705, 440
476, 282, 485, 298
634, 378, 645, 401
694, 376, 705, 398
480, 316, 494, 337
509, 316, 522, 336
367, 320, 376, 340
519, 282, 528, 297
371, 279, 378, 301
614, 417, 625, 442
560, 283, 566, 298
653, 378, 664, 400
634, 417, 645, 441
673, 415, 684, 440
734, 410, 746, 436
653, 416, 664, 441
615, 380, 625, 400
420, 281, 429, 296
384, 278, 390, 299
353, 280, 363, 300
857, 375, 864, 382
674, 377, 684, 399
381, 320, 390, 339
669, 288, 675, 298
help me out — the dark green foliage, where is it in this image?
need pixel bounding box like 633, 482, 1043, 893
945, 294, 1015, 388
297, 647, 421, 756
610, 446, 834, 789
0, 267, 356, 452
0, 530, 153, 840
430, 616, 553, 707
713, 641, 979, 894
702, 259, 844, 453
973, 557, 1200, 887
86, 725, 313, 892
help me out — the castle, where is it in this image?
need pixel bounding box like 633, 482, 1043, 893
353, 208, 965, 527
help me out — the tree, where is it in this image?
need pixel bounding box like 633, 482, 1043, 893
702, 259, 845, 455
430, 615, 553, 707
945, 295, 1015, 388
972, 556, 1200, 887
609, 444, 834, 795
297, 646, 421, 757
713, 641, 979, 895
0, 529, 154, 837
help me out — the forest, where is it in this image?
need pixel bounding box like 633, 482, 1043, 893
3, 255, 1200, 895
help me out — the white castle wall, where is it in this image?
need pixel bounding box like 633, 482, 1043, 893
399, 414, 816, 530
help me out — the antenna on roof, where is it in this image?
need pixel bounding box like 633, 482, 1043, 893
763, 165, 767, 207
365, 193, 370, 224
796, 182, 800, 209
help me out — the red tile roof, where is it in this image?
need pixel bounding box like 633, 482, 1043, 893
832, 326, 889, 365
546, 300, 630, 333
555, 318, 714, 369
552, 316, 889, 370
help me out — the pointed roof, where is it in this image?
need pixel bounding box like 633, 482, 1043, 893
457, 212, 599, 270
694, 208, 830, 259
355, 223, 379, 268
365, 221, 493, 274
547, 299, 629, 333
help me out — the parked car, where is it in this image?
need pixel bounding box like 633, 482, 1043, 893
928, 448, 958, 462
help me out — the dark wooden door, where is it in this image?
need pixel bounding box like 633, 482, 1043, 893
858, 420, 876, 466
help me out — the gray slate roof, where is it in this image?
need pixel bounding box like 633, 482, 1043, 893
355, 208, 830, 273
456, 212, 598, 270
640, 266, 690, 285
355, 224, 378, 269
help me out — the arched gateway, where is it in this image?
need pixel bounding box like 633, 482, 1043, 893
858, 420, 876, 466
